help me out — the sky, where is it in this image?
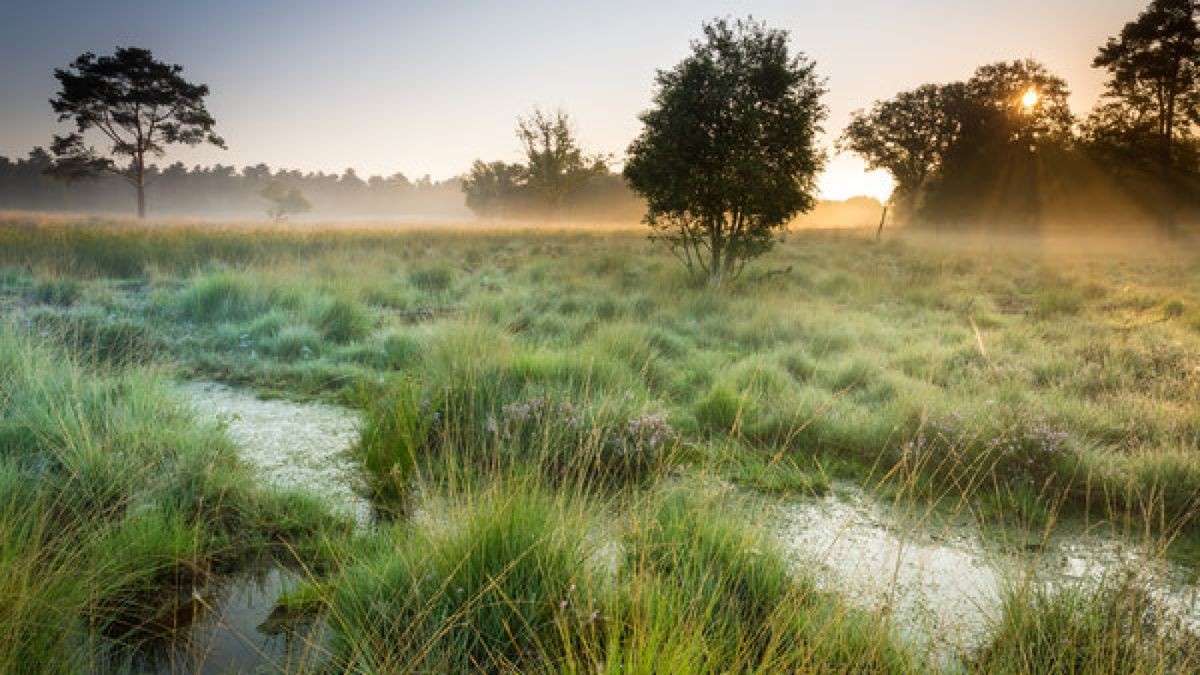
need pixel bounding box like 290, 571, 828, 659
0, 0, 1149, 201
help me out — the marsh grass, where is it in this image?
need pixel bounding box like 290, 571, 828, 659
3, 217, 1200, 673
0, 323, 351, 670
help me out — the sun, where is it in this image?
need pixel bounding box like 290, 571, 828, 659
1021, 87, 1040, 110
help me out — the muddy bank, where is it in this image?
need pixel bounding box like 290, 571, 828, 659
178, 381, 370, 526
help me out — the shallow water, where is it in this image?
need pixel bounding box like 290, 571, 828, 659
764, 483, 1200, 655
134, 567, 329, 674
136, 382, 366, 673
178, 381, 370, 525
160, 382, 1200, 666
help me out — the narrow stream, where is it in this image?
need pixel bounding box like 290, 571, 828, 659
131, 381, 367, 674
139, 381, 1200, 671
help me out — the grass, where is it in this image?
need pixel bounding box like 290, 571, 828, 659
0, 322, 351, 671
974, 575, 1200, 673
2, 215, 1200, 672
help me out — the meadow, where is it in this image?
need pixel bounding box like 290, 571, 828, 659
2, 213, 1200, 673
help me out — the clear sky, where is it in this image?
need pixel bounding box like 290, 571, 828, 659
0, 0, 1148, 200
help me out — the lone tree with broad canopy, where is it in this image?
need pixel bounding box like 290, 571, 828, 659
48, 46, 225, 218
624, 18, 827, 286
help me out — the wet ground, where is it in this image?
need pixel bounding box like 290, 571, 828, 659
132, 382, 367, 674
760, 483, 1200, 656
133, 568, 328, 675
178, 381, 370, 525
153, 382, 1200, 670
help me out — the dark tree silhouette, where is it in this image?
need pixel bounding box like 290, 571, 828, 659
516, 108, 608, 210
462, 160, 528, 216
1093, 0, 1199, 233
48, 47, 225, 218
461, 109, 629, 219
923, 60, 1074, 229
624, 18, 827, 285
838, 83, 965, 221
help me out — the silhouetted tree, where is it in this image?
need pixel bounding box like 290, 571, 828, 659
624, 18, 827, 285
922, 59, 1074, 229
461, 160, 528, 216
47, 47, 226, 218
261, 180, 311, 221
516, 108, 608, 209
838, 83, 965, 221
1093, 0, 1199, 233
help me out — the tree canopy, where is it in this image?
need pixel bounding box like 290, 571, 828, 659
624, 17, 827, 285
462, 109, 629, 220
48, 46, 225, 218
1093, 0, 1199, 231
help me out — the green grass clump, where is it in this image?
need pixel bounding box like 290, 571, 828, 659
177, 270, 270, 323
312, 295, 372, 343
261, 323, 324, 360
30, 277, 82, 306
328, 483, 602, 672
28, 306, 164, 366
408, 262, 456, 293
974, 577, 1200, 673
615, 489, 921, 672
0, 323, 349, 667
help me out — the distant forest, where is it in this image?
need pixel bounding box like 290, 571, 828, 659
0, 149, 473, 220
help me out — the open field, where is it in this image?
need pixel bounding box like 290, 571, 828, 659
3, 215, 1200, 672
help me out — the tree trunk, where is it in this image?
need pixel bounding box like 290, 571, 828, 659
135, 151, 146, 219
1160, 92, 1177, 237
708, 221, 723, 286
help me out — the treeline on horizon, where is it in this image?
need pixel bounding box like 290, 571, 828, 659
6, 0, 1197, 232
0, 146, 879, 225
0, 151, 472, 220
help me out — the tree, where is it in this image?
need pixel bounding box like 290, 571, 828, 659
516, 108, 608, 209
1093, 0, 1199, 232
260, 180, 311, 222
624, 18, 827, 285
47, 47, 225, 218
921, 60, 1074, 228
461, 160, 528, 216
838, 83, 964, 221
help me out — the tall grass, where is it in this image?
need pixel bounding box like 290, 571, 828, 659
0, 323, 348, 671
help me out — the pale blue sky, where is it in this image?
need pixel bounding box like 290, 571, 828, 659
0, 1, 1147, 198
